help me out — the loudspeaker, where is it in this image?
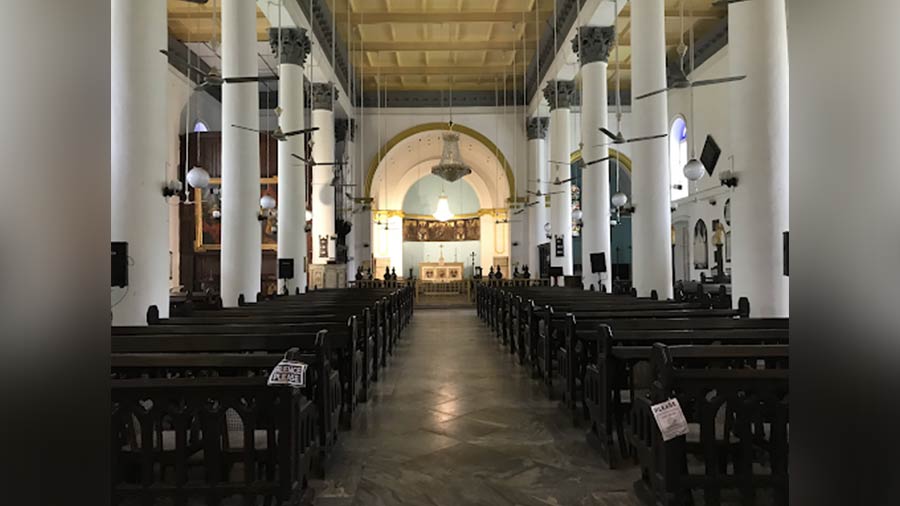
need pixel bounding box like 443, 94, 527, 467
111, 241, 128, 288
701, 135, 722, 176
590, 252, 607, 274
783, 231, 789, 276
278, 258, 295, 280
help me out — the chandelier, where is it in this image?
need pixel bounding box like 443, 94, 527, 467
431, 131, 472, 183
433, 193, 454, 222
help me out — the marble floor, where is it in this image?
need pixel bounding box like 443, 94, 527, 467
312, 308, 640, 506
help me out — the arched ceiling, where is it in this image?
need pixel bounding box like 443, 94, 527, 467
369, 127, 512, 211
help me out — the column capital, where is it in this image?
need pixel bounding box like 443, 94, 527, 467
335, 118, 355, 142
311, 82, 339, 110
268, 27, 311, 67
543, 80, 576, 110
573, 26, 616, 65
526, 117, 549, 140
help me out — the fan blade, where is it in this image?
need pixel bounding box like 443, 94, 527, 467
223, 76, 261, 83
513, 209, 525, 215
194, 81, 212, 91
526, 190, 541, 196
231, 124, 263, 133
625, 133, 668, 143
290, 153, 313, 164
598, 127, 620, 141
546, 191, 564, 195
583, 156, 611, 167
553, 178, 574, 185
690, 75, 747, 88
549, 160, 571, 166
281, 127, 320, 137
633, 87, 672, 101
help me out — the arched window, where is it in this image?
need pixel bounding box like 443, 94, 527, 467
193, 120, 209, 133
669, 117, 689, 201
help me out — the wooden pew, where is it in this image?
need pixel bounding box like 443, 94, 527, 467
112, 331, 341, 457
581, 320, 789, 468
115, 316, 367, 428
626, 343, 789, 506
111, 347, 323, 506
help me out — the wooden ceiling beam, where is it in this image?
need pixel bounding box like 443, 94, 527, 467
348, 40, 538, 51
360, 65, 529, 76
339, 10, 553, 24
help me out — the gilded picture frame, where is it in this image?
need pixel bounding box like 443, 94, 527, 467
194, 177, 279, 252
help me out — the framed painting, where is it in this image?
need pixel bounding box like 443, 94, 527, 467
194, 177, 278, 252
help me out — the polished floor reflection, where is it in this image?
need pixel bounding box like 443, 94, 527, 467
313, 308, 639, 505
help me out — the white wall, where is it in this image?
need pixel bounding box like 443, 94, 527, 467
358, 107, 527, 198
667, 47, 738, 280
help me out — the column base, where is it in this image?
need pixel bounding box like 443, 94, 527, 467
309, 264, 349, 289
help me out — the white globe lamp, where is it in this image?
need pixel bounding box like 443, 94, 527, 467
260, 195, 276, 210
683, 158, 705, 182
611, 192, 628, 209
186, 166, 210, 189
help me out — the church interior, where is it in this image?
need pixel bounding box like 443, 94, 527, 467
11, 0, 900, 504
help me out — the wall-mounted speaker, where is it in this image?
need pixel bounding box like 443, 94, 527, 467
278, 258, 295, 280
783, 231, 789, 276
111, 242, 128, 288
590, 252, 607, 273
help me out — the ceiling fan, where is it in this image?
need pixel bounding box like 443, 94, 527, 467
597, 0, 668, 148
290, 153, 349, 167
634, 3, 746, 101
162, 50, 277, 91
527, 189, 563, 198
230, 125, 318, 142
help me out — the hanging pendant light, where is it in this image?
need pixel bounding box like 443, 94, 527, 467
432, 83, 472, 183
260, 194, 276, 210
186, 166, 210, 189
683, 158, 705, 181
433, 193, 454, 222
611, 192, 628, 208
572, 208, 583, 221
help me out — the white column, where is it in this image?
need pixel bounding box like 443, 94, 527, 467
111, 0, 168, 325
270, 28, 310, 295
729, 0, 789, 316
576, 26, 615, 291
310, 83, 337, 264
630, 0, 673, 299
526, 117, 549, 277
338, 119, 357, 276
220, 0, 261, 306
544, 81, 576, 276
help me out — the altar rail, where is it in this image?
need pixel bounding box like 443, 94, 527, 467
352, 279, 550, 305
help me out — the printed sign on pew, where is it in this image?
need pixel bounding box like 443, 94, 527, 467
267, 352, 308, 388
651, 398, 689, 441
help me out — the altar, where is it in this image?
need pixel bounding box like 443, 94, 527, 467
419, 262, 464, 282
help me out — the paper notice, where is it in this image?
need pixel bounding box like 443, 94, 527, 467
267, 359, 308, 388
650, 398, 689, 442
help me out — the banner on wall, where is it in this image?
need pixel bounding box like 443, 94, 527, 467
403, 218, 480, 242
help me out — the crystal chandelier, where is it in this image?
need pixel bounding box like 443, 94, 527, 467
431, 132, 472, 183
433, 193, 454, 222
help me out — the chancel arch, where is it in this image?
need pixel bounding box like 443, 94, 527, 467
368, 124, 514, 279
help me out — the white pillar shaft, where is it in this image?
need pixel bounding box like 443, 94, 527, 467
277, 63, 306, 294
730, 0, 789, 316
311, 108, 335, 264
631, 0, 673, 299
580, 60, 611, 291
344, 138, 358, 276
111, 0, 168, 325
528, 137, 548, 275
220, 0, 261, 306
549, 107, 574, 275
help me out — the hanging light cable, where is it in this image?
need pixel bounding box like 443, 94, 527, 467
683, 3, 705, 182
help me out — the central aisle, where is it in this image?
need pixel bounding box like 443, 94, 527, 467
316, 308, 639, 506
